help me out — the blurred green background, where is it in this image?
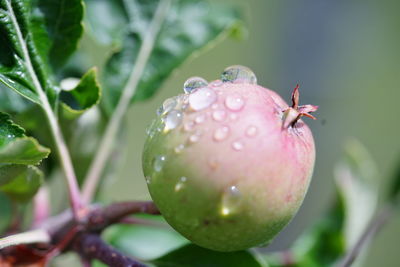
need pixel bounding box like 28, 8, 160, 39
79, 0, 400, 266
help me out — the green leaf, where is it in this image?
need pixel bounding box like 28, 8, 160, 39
60, 68, 101, 119
86, 0, 242, 113
0, 113, 48, 203
0, 137, 50, 165
0, 112, 50, 165
0, 165, 43, 202
0, 83, 32, 113
0, 112, 48, 202
286, 201, 345, 267
30, 0, 84, 71
0, 112, 25, 147
152, 244, 263, 267
84, 0, 127, 46
0, 0, 84, 106
0, 164, 26, 186
0, 0, 52, 105
103, 215, 189, 261
103, 215, 263, 267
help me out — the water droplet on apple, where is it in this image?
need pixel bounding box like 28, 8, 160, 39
221, 65, 257, 84
156, 106, 163, 116
195, 114, 206, 124
210, 80, 223, 87
213, 126, 229, 141
189, 131, 202, 143
175, 176, 187, 192
183, 77, 208, 94
174, 144, 185, 153
225, 94, 244, 111
246, 126, 258, 137
153, 155, 166, 172
212, 110, 226, 121
189, 87, 217, 111
232, 141, 244, 151
161, 97, 177, 115
157, 121, 165, 133
145, 120, 157, 138
184, 121, 195, 132
220, 185, 242, 216
229, 113, 238, 121
145, 176, 151, 184
164, 110, 183, 131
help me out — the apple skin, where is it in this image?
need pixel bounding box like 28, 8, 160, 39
142, 81, 316, 252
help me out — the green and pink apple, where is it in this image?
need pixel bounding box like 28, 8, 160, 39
142, 66, 318, 252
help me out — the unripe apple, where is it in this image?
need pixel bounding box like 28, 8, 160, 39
142, 66, 317, 252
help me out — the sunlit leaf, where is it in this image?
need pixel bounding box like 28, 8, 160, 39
103, 215, 189, 261
60, 68, 101, 119
84, 0, 243, 113
0, 0, 84, 106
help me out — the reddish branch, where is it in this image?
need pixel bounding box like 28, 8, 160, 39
0, 201, 160, 267
87, 201, 160, 232
73, 233, 146, 267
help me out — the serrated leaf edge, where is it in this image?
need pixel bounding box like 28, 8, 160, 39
0, 136, 50, 165
0, 111, 26, 136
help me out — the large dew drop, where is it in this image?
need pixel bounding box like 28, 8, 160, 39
158, 97, 177, 116
221, 65, 257, 84
183, 77, 208, 94
188, 87, 217, 111
164, 110, 183, 131
153, 155, 166, 172
220, 185, 242, 216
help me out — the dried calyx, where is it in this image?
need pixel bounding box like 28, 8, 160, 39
282, 84, 318, 128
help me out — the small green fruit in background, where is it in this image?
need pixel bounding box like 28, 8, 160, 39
142, 65, 318, 252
